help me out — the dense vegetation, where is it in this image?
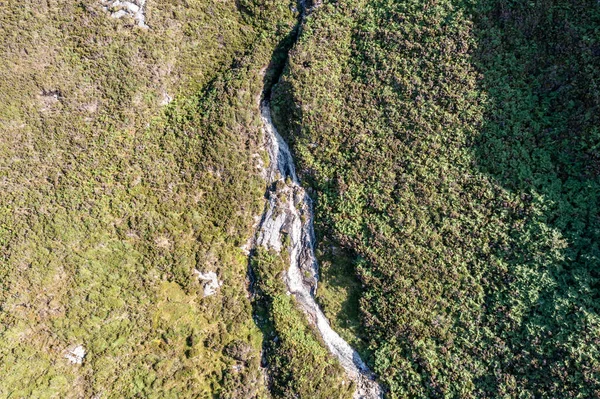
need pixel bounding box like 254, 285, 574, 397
273, 0, 600, 397
3, 0, 599, 397
251, 248, 353, 398
0, 0, 300, 397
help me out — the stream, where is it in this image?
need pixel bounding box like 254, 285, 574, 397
253, 98, 383, 398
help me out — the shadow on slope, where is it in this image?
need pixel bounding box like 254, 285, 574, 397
468, 0, 600, 395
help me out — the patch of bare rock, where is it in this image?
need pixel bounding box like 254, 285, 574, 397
101, 0, 148, 28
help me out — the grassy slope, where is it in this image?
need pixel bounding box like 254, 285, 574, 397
0, 0, 297, 397
251, 248, 353, 399
273, 0, 600, 397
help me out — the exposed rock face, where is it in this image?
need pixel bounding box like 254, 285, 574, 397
255, 102, 383, 399
65, 345, 86, 365
194, 269, 222, 297
101, 0, 148, 28
160, 91, 172, 106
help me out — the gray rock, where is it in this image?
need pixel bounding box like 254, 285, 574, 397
110, 9, 128, 19
194, 269, 222, 297
65, 345, 86, 364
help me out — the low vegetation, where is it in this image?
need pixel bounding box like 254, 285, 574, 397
251, 247, 353, 399
273, 0, 600, 397
0, 0, 299, 397
3, 0, 599, 397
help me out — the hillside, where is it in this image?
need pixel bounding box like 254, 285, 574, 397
273, 0, 600, 397
1, 0, 599, 398
0, 1, 296, 397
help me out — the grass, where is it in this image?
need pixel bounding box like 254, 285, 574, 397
313, 238, 367, 353
251, 247, 354, 399
0, 0, 298, 397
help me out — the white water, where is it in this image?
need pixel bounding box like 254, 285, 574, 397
255, 101, 383, 399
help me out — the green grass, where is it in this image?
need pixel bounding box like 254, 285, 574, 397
0, 0, 297, 397
313, 239, 366, 353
